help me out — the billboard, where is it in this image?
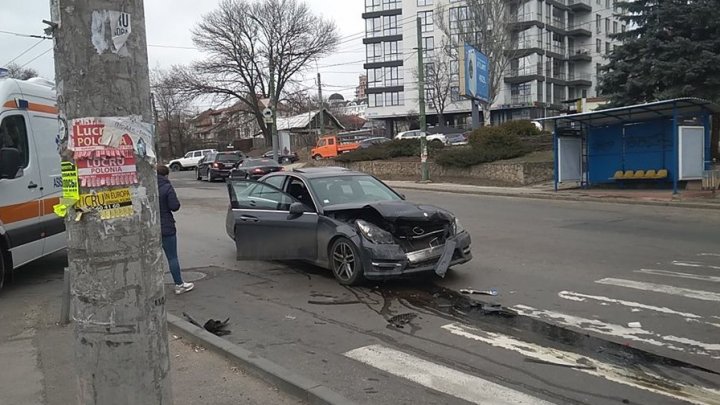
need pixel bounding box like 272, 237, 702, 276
458, 44, 489, 102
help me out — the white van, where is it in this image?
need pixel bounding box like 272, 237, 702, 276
0, 72, 64, 290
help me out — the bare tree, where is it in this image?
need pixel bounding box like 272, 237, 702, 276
5, 63, 39, 80
150, 68, 194, 159
414, 38, 454, 126
437, 0, 516, 126
173, 0, 339, 143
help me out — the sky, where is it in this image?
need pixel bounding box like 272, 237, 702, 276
0, 0, 365, 105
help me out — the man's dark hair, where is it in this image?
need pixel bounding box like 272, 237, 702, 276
157, 165, 170, 176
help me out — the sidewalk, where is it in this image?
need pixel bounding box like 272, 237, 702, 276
385, 180, 720, 210
0, 260, 305, 405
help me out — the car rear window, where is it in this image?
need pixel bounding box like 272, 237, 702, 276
217, 153, 241, 163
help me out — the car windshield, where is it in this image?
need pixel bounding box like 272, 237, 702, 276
244, 159, 278, 167
217, 154, 241, 163
309, 175, 402, 206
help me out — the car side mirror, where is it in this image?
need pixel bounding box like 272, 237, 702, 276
399, 193, 406, 200
288, 202, 306, 218
0, 148, 22, 180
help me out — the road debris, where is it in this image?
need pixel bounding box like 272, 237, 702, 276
524, 357, 598, 370
183, 312, 231, 336
460, 288, 498, 296
387, 313, 418, 328
285, 315, 296, 320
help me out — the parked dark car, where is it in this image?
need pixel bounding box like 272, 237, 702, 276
358, 137, 391, 149
196, 151, 245, 182
446, 133, 468, 146
262, 150, 299, 164
230, 158, 283, 180
224, 167, 472, 285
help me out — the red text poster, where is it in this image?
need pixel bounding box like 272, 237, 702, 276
71, 119, 138, 187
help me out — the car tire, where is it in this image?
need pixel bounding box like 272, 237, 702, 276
430, 139, 444, 148
196, 169, 202, 181
313, 155, 322, 161
280, 157, 290, 164
170, 163, 181, 172
206, 169, 213, 182
329, 237, 365, 286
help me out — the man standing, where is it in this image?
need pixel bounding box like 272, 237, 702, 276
157, 165, 194, 294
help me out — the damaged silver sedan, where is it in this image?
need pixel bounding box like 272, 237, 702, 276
225, 167, 472, 285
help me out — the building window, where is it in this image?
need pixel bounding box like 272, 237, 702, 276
537, 81, 543, 103
384, 41, 401, 61
425, 88, 436, 108
384, 66, 403, 86
417, 0, 433, 6
368, 93, 383, 107
385, 91, 403, 106
367, 68, 383, 88
449, 6, 469, 34
596, 0, 600, 4
605, 41, 611, 55
382, 0, 400, 10
605, 0, 610, 7
596, 14, 601, 33
596, 39, 601, 53
383, 15, 400, 36
418, 11, 433, 33
365, 0, 381, 12
621, 24, 626, 32
613, 21, 618, 34
451, 86, 460, 102
366, 17, 381, 38
422, 36, 434, 58
366, 43, 383, 63
605, 18, 610, 35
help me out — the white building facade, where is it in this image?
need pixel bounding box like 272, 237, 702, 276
362, 0, 625, 132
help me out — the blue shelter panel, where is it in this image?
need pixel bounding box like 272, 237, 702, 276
587, 119, 673, 184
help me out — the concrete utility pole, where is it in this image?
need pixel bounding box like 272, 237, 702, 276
51, 1, 171, 403
317, 72, 324, 135
416, 17, 429, 182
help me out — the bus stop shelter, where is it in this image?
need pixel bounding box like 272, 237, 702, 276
540, 98, 719, 194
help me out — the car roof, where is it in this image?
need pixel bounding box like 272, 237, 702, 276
263, 166, 365, 179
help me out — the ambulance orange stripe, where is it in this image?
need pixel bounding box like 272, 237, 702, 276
2, 100, 59, 114
0, 197, 61, 224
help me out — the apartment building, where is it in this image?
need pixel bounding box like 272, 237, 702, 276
362, 0, 625, 132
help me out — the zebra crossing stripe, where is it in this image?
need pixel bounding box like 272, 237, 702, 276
344, 344, 553, 405
635, 269, 720, 283
595, 278, 720, 302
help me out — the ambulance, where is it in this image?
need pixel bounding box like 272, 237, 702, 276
0, 69, 65, 290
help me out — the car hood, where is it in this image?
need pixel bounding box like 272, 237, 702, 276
323, 200, 454, 222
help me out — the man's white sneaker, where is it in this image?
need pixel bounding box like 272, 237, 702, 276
174, 282, 194, 295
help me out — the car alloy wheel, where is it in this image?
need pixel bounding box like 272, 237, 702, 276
330, 238, 364, 285
313, 155, 322, 161
205, 170, 212, 182
170, 163, 181, 172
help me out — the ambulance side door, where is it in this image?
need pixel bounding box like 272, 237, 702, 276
0, 110, 44, 268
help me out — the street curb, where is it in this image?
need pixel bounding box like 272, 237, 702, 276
166, 314, 357, 405
390, 184, 720, 210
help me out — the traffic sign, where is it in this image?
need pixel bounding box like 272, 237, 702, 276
262, 107, 273, 124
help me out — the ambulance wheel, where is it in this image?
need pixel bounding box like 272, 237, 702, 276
0, 249, 7, 291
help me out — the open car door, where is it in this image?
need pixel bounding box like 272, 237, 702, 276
225, 179, 318, 260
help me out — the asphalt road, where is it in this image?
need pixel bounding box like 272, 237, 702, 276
164, 171, 720, 405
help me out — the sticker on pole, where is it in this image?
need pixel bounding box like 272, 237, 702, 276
77, 188, 134, 220
60, 161, 80, 200
69, 118, 138, 187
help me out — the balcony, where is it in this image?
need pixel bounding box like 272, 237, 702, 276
569, 48, 592, 62
504, 63, 544, 84
546, 16, 566, 30
546, 44, 567, 59
509, 12, 544, 31
504, 95, 535, 106
567, 0, 592, 12
567, 24, 592, 37
507, 38, 544, 57
568, 72, 593, 86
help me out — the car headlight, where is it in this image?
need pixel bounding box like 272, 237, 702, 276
356, 220, 395, 244
452, 218, 464, 235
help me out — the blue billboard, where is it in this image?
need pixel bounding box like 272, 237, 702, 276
460, 44, 489, 103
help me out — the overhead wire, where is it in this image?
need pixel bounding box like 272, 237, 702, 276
4, 38, 45, 66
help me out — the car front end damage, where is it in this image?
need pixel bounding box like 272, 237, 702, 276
327, 201, 472, 279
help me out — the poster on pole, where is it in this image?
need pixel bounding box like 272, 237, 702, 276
69, 119, 138, 187
458, 44, 490, 103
